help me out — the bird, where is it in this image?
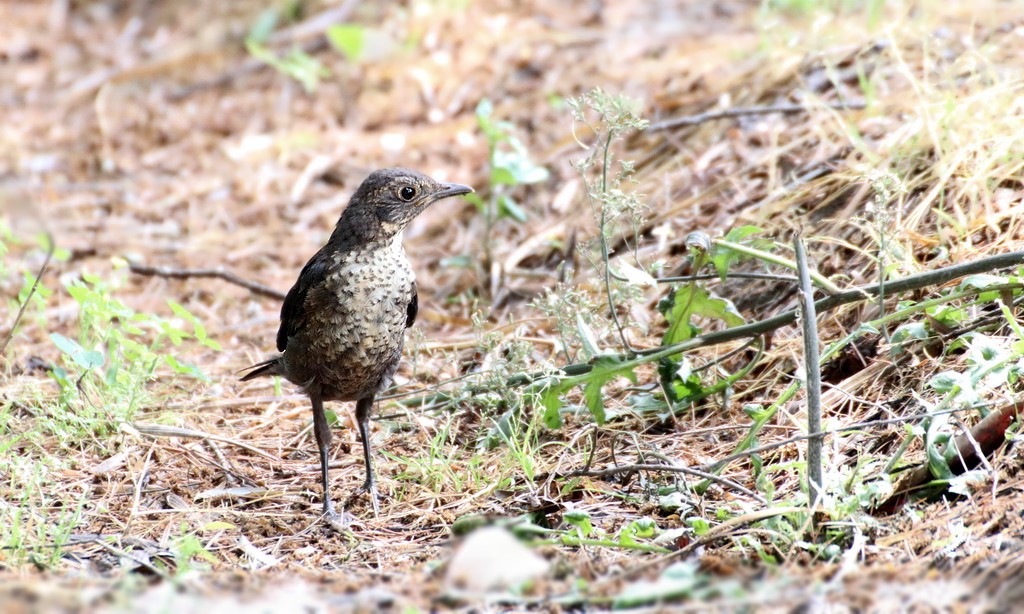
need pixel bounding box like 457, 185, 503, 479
241, 167, 472, 525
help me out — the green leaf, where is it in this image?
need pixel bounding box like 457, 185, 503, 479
660, 284, 744, 345
497, 194, 529, 222
957, 274, 1008, 291
658, 357, 705, 404
440, 255, 475, 268
564, 511, 593, 537
78, 350, 104, 370
50, 333, 104, 369
247, 9, 279, 45
163, 355, 208, 381
202, 521, 237, 532
709, 225, 767, 279
575, 313, 602, 360
450, 514, 489, 536
326, 24, 365, 61
891, 322, 929, 343
475, 99, 506, 144
928, 371, 964, 394
540, 384, 565, 429
686, 517, 710, 536
723, 225, 765, 243
611, 260, 657, 288
168, 301, 198, 324
927, 433, 953, 480
168, 301, 220, 349
582, 356, 637, 425
66, 284, 91, 304
625, 518, 656, 539
246, 41, 329, 93
493, 147, 549, 185
50, 332, 82, 356
490, 166, 517, 186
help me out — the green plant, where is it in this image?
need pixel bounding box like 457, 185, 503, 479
245, 3, 329, 93
390, 413, 490, 495
246, 42, 329, 93
168, 525, 218, 579
505, 511, 670, 555
468, 99, 549, 271
45, 268, 218, 444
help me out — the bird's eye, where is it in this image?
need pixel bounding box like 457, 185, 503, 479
398, 186, 417, 201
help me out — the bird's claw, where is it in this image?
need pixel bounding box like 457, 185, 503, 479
322, 501, 354, 532
347, 480, 381, 517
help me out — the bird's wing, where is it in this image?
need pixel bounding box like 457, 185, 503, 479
405, 279, 418, 328
277, 252, 331, 352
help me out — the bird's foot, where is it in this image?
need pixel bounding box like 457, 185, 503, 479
346, 480, 381, 517
322, 500, 354, 532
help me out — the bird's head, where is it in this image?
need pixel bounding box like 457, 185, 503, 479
338, 168, 473, 241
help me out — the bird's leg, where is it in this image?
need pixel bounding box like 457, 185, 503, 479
311, 392, 345, 527
355, 395, 379, 516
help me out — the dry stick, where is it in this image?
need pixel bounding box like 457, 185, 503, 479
127, 262, 287, 301
1, 233, 54, 356
129, 422, 280, 462
565, 462, 766, 505
656, 272, 800, 285
875, 400, 1024, 514
647, 100, 867, 131
793, 236, 824, 505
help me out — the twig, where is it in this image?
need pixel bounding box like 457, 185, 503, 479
128, 422, 280, 461
648, 100, 867, 131
714, 238, 842, 294
794, 236, 824, 504
657, 272, 800, 284
563, 462, 766, 504
127, 262, 286, 301
1, 233, 54, 356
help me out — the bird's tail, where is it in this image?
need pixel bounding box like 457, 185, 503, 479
239, 356, 284, 381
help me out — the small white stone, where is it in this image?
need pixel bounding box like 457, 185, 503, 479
444, 527, 549, 594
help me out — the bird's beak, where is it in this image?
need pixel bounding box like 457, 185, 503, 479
434, 182, 474, 200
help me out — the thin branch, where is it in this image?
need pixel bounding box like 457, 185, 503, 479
127, 262, 287, 301
794, 236, 824, 504
714, 238, 842, 294
1, 233, 54, 356
129, 422, 280, 461
657, 272, 800, 285
648, 100, 867, 131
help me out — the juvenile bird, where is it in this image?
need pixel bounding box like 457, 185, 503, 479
241, 168, 472, 524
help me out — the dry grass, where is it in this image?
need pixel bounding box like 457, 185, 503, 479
2, 0, 1023, 610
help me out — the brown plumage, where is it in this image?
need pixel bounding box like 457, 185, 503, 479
241, 168, 472, 524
